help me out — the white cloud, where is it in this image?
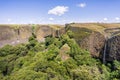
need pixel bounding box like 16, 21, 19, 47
103, 18, 108, 21
115, 17, 120, 21
48, 6, 69, 16
49, 17, 54, 21
77, 3, 86, 8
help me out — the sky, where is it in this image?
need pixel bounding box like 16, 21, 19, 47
0, 0, 120, 24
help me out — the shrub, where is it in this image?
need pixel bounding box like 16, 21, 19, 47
8, 70, 48, 80
67, 30, 74, 38
0, 45, 13, 56
110, 60, 120, 79
71, 65, 102, 80
45, 36, 55, 47
12, 44, 28, 56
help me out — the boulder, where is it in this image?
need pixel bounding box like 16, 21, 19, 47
59, 44, 70, 61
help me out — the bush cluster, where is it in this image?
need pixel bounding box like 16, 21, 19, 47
0, 30, 119, 80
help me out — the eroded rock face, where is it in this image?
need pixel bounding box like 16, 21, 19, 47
1, 24, 120, 62
59, 44, 70, 61
106, 35, 120, 61
0, 25, 32, 47
67, 26, 105, 58
35, 25, 56, 42
36, 25, 65, 41
0, 26, 16, 41
0, 25, 64, 47
79, 32, 105, 57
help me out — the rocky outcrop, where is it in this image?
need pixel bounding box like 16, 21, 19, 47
35, 25, 56, 42
59, 44, 70, 61
0, 23, 120, 62
0, 25, 33, 41
0, 25, 32, 47
105, 35, 120, 61
66, 24, 120, 61
0, 25, 64, 47
0, 26, 16, 41
101, 28, 120, 62
36, 25, 65, 41
79, 32, 105, 57
66, 26, 105, 58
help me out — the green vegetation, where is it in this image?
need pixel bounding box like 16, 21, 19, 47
0, 30, 120, 80
66, 27, 92, 43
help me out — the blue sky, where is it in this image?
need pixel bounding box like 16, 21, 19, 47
0, 0, 120, 24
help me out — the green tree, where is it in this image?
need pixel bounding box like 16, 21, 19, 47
0, 45, 13, 56
67, 30, 74, 38
110, 60, 120, 79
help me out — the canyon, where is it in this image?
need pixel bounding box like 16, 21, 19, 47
0, 23, 120, 62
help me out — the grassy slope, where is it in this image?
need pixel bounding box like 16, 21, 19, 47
69, 23, 120, 34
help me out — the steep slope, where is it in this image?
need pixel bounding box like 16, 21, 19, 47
66, 23, 120, 62
65, 23, 106, 58
0, 25, 32, 47
1, 23, 120, 62
0, 32, 113, 80
0, 24, 64, 47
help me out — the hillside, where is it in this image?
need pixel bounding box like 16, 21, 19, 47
68, 23, 120, 34
66, 23, 120, 61
0, 24, 65, 47
0, 23, 120, 79
0, 30, 120, 80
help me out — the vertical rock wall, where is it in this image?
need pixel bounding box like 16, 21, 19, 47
106, 35, 120, 61
0, 25, 65, 47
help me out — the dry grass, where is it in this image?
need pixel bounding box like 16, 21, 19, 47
48, 24, 64, 30
0, 23, 120, 32
70, 23, 105, 34
69, 23, 120, 34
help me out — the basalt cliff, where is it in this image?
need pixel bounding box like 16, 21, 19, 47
0, 23, 120, 62
0, 24, 65, 47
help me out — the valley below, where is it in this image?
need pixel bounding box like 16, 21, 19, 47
0, 23, 120, 80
